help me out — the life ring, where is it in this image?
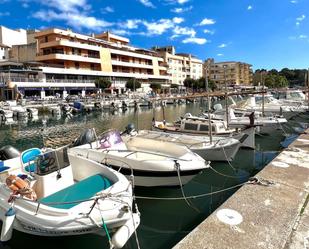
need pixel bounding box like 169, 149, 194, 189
6, 175, 37, 201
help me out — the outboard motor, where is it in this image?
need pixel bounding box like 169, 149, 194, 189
0, 110, 6, 122
72, 129, 96, 147
0, 145, 20, 161
122, 123, 135, 135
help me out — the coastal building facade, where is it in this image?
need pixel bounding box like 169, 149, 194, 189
153, 46, 203, 86
0, 27, 169, 99
34, 28, 168, 93
0, 43, 9, 60
204, 58, 253, 87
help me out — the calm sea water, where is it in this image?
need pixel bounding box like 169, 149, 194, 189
0, 102, 308, 249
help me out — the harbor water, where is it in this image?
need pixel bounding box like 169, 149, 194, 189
0, 102, 308, 249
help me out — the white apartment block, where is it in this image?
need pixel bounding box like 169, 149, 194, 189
0, 43, 9, 60
153, 46, 203, 85
0, 26, 28, 47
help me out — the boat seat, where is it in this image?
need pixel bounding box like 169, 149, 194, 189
39, 174, 112, 209
21, 148, 41, 173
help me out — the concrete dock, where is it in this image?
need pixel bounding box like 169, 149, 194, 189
174, 129, 309, 249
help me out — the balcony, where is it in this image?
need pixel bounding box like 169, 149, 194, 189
36, 52, 101, 64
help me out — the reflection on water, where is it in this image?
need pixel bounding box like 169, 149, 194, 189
0, 103, 308, 249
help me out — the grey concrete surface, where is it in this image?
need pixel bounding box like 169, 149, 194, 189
174, 130, 309, 249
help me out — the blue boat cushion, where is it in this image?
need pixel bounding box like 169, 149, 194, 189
40, 174, 113, 209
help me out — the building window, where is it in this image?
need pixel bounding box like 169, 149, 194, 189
90, 63, 95, 70
75, 62, 80, 69
45, 36, 48, 42
2, 56, 5, 59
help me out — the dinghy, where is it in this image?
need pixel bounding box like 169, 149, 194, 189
0, 147, 139, 248
69, 129, 209, 187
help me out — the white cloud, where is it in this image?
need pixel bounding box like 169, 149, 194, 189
173, 26, 196, 37
290, 0, 298, 3
120, 19, 142, 29
172, 17, 184, 24
31, 0, 114, 31
296, 14, 305, 21
247, 5, 252, 10
217, 53, 224, 56
198, 18, 216, 26
111, 29, 132, 36
138, 0, 155, 8
43, 0, 90, 12
203, 29, 215, 35
299, 34, 308, 39
296, 14, 305, 26
171, 5, 192, 13
182, 37, 208, 45
165, 0, 190, 4
218, 43, 227, 48
102, 6, 114, 13
22, 2, 29, 8
142, 19, 174, 35
0, 11, 10, 16
33, 10, 113, 31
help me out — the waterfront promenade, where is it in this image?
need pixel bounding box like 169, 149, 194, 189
174, 128, 309, 249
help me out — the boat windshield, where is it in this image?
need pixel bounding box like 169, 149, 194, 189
99, 130, 127, 150
36, 148, 70, 176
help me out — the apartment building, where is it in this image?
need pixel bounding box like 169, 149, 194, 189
0, 28, 170, 99
153, 46, 203, 86
204, 58, 253, 87
0, 43, 9, 60
34, 28, 168, 92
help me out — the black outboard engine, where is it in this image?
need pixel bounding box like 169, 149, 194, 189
122, 123, 135, 135
0, 145, 21, 161
72, 128, 96, 147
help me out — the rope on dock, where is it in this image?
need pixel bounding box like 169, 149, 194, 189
133, 177, 274, 201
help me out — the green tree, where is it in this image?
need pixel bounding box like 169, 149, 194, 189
95, 78, 112, 89
183, 78, 196, 88
125, 78, 141, 91
197, 77, 217, 91
150, 83, 162, 93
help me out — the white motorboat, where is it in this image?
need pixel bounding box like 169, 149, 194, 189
11, 106, 28, 118
48, 106, 62, 116
0, 147, 139, 248
0, 109, 13, 122
201, 107, 287, 133
126, 128, 241, 162
235, 95, 308, 119
69, 129, 209, 187
26, 108, 39, 118
153, 115, 255, 149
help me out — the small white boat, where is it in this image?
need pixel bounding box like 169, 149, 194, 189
201, 107, 287, 133
0, 109, 13, 122
153, 115, 255, 149
11, 106, 28, 118
127, 128, 241, 161
69, 129, 209, 187
26, 108, 39, 118
48, 106, 61, 116
235, 95, 308, 119
0, 147, 139, 248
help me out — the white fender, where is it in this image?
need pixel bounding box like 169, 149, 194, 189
111, 213, 140, 249
1, 207, 16, 242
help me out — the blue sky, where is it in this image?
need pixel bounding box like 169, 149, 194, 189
0, 0, 308, 70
